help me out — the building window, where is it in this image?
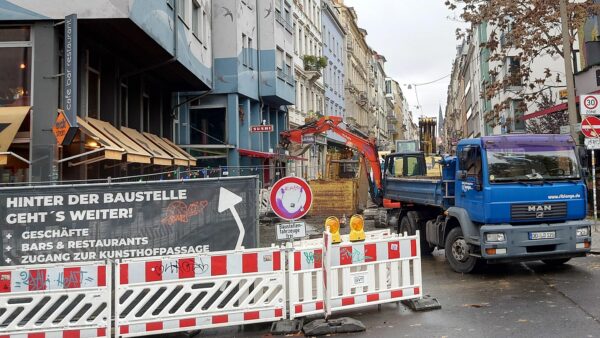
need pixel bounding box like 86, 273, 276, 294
507, 57, 522, 87
177, 0, 187, 24
242, 34, 248, 67
192, 0, 201, 38
202, 9, 208, 47
285, 53, 293, 78
596, 69, 600, 87
512, 100, 525, 132
248, 37, 254, 69
284, 1, 292, 25
276, 47, 284, 71
0, 27, 32, 107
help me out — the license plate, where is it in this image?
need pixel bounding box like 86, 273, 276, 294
529, 231, 555, 240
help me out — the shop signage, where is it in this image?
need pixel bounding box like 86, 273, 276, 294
250, 125, 273, 132
62, 13, 79, 144
52, 109, 77, 145
0, 177, 258, 266
301, 134, 327, 145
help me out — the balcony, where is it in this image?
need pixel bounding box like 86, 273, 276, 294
386, 113, 398, 123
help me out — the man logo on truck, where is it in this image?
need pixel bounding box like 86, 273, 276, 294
528, 205, 552, 212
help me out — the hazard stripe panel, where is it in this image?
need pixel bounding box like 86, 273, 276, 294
0, 262, 109, 293
119, 248, 283, 284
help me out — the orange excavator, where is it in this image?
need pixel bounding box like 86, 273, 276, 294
280, 116, 385, 206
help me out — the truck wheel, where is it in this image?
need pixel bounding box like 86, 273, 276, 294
400, 212, 434, 255
445, 227, 479, 273
541, 258, 571, 266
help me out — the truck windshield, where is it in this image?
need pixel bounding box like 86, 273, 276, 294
487, 146, 580, 182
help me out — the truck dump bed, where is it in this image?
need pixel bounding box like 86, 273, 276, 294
384, 176, 451, 209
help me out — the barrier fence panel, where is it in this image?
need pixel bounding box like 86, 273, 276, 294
325, 232, 422, 313
0, 261, 111, 338
115, 247, 286, 337
287, 244, 324, 319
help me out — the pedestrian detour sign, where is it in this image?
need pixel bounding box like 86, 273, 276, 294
269, 176, 313, 221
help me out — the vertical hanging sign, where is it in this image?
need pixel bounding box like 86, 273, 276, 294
60, 13, 79, 145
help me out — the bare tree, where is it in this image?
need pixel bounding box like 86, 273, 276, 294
445, 0, 600, 127
525, 91, 569, 134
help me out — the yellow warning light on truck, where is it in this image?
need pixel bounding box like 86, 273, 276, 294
325, 216, 341, 244
349, 214, 365, 242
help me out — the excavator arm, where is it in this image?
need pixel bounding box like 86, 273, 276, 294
280, 116, 383, 206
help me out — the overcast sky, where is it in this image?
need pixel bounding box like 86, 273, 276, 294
344, 0, 465, 122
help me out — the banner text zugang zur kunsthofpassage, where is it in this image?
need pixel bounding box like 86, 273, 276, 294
0, 179, 258, 265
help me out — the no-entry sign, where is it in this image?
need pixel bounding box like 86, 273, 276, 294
581, 116, 600, 138
269, 176, 313, 221
580, 95, 600, 115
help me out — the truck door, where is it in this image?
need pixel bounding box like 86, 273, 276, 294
456, 146, 485, 222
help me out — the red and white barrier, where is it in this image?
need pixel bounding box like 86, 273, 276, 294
0, 261, 111, 338
114, 247, 286, 337
287, 244, 325, 319
325, 231, 422, 314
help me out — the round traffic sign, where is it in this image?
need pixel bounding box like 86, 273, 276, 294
269, 176, 313, 221
584, 95, 599, 110
581, 116, 600, 138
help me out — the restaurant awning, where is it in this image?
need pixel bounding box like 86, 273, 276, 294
161, 138, 197, 166
86, 118, 152, 164
0, 106, 30, 166
58, 117, 125, 166
238, 148, 275, 159
120, 127, 173, 166
143, 132, 191, 167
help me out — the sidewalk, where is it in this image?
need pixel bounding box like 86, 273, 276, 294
592, 226, 600, 253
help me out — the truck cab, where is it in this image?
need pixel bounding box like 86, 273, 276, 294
445, 134, 591, 271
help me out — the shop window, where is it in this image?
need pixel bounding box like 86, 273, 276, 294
0, 27, 32, 107
120, 83, 128, 127
0, 47, 31, 107
190, 108, 226, 145
86, 69, 100, 119
142, 94, 150, 132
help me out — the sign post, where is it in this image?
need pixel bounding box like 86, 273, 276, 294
594, 150, 598, 232
583, 119, 600, 232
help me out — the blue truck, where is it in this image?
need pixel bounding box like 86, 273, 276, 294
381, 134, 592, 272
281, 118, 592, 273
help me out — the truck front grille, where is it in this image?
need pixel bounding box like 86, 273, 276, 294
511, 202, 567, 221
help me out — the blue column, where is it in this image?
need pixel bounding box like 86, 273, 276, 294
227, 93, 240, 168
262, 107, 271, 152
250, 101, 261, 149
239, 97, 250, 150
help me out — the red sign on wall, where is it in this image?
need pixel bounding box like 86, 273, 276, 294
250, 125, 274, 133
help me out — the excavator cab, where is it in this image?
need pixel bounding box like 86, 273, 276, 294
383, 152, 428, 178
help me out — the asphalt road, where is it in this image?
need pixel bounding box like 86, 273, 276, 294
159, 221, 600, 338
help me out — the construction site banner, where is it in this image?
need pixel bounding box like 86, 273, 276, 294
0, 177, 258, 266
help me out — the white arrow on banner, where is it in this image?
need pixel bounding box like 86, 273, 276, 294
218, 187, 245, 249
